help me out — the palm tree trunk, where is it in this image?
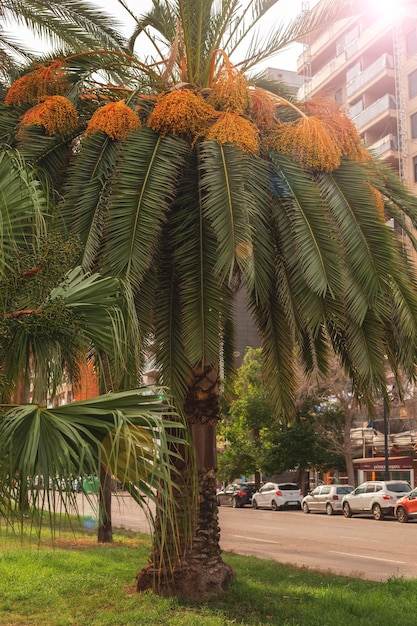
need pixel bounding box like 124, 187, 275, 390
136, 364, 235, 600
97, 463, 113, 542
97, 366, 113, 542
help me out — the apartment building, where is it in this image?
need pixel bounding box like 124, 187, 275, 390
295, 2, 417, 453
296, 1, 417, 194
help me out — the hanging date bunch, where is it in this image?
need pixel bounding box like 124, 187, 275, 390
4, 62, 70, 107
18, 96, 79, 137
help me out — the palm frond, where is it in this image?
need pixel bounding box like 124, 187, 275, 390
370, 157, 417, 236
153, 239, 193, 404
1, 266, 137, 401
48, 267, 132, 370
16, 125, 77, 195
243, 153, 276, 302
101, 128, 190, 290
317, 161, 397, 311
1, 0, 127, 54
327, 306, 387, 405
0, 148, 47, 279
199, 140, 255, 285
250, 290, 298, 417
172, 158, 224, 367
271, 153, 342, 299
0, 102, 21, 142
61, 132, 121, 270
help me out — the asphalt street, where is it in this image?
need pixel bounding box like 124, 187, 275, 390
75, 493, 417, 582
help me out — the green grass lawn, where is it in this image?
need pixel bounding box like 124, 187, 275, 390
0, 524, 416, 626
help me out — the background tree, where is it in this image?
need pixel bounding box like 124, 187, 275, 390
261, 400, 346, 493
222, 348, 346, 492
310, 357, 367, 486
2, 0, 417, 601
218, 347, 274, 485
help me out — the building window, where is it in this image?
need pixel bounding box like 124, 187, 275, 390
406, 28, 417, 58
412, 112, 417, 139
409, 69, 417, 99
414, 156, 417, 184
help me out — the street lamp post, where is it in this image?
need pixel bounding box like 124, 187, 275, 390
383, 397, 390, 480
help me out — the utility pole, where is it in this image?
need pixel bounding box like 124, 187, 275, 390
383, 398, 390, 481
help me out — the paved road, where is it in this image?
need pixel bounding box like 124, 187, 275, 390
76, 494, 417, 582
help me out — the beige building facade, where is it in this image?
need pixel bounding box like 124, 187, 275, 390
294, 3, 417, 472
296, 1, 417, 195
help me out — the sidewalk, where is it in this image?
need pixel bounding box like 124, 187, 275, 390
75, 492, 153, 534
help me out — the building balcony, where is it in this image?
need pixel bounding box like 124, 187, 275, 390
298, 52, 347, 100
367, 133, 398, 158
351, 94, 397, 132
346, 54, 394, 99
296, 18, 353, 70
297, 18, 392, 99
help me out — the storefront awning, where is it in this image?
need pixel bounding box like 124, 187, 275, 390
353, 456, 413, 471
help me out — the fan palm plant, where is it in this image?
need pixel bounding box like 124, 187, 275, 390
0, 388, 196, 565
0, 147, 196, 565
2, 0, 417, 600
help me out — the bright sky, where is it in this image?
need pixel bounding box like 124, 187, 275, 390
100, 0, 312, 71
101, 0, 313, 71
10, 0, 313, 73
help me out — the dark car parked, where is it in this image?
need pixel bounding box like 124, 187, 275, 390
216, 482, 257, 508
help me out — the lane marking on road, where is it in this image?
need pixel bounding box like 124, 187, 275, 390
231, 534, 281, 545
339, 536, 380, 543
330, 551, 405, 564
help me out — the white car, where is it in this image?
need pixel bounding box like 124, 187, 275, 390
252, 482, 303, 511
342, 480, 412, 520
302, 484, 354, 515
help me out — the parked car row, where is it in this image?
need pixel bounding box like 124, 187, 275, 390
216, 482, 303, 510
216, 482, 257, 507
217, 479, 417, 523
341, 480, 413, 521
302, 484, 354, 515
305, 480, 416, 523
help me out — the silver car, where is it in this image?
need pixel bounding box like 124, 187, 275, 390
342, 480, 412, 521
252, 482, 303, 511
302, 484, 354, 516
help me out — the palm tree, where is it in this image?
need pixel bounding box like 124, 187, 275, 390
2, 0, 417, 599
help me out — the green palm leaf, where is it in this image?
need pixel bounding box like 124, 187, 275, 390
48, 267, 133, 375
0, 387, 196, 563
153, 239, 192, 403
1, 266, 136, 402
17, 125, 77, 196
0, 149, 47, 279
318, 161, 397, 307
172, 160, 223, 367
61, 132, 121, 270
200, 141, 255, 284
250, 290, 297, 416
1, 0, 126, 56
101, 128, 190, 289
242, 154, 275, 302
271, 154, 342, 299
